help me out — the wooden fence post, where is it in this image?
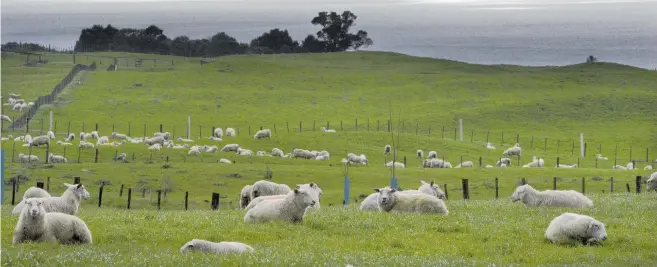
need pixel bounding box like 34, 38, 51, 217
211, 193, 220, 210
521, 178, 527, 185
494, 177, 499, 199
127, 188, 132, 209
94, 149, 99, 163
462, 179, 469, 200
185, 191, 189, 210
98, 185, 104, 207
582, 178, 586, 194
299, 121, 302, 133
626, 183, 630, 193
157, 190, 162, 210
11, 180, 16, 205
610, 177, 614, 193
553, 177, 557, 190
636, 176, 642, 194
443, 184, 448, 200
74, 177, 81, 184
119, 184, 124, 196
46, 177, 50, 192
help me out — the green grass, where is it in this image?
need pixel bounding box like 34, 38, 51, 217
2, 194, 656, 266
1, 51, 656, 265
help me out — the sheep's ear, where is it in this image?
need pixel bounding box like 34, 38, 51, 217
391, 188, 397, 193
588, 221, 597, 229
430, 180, 435, 186
294, 189, 299, 194
77, 184, 82, 189
309, 183, 315, 188
373, 188, 380, 193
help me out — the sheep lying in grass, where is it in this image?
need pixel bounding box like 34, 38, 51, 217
596, 154, 608, 160
177, 137, 194, 143
64, 133, 75, 142
1, 135, 13, 141
18, 153, 39, 163
486, 142, 496, 150
416, 150, 423, 160
455, 161, 474, 168
0, 114, 12, 123
647, 172, 657, 192
90, 131, 99, 139
148, 143, 162, 151
114, 153, 127, 161
320, 127, 336, 133
172, 144, 189, 149
246, 183, 323, 211
250, 180, 292, 199
385, 161, 405, 168
256, 151, 267, 156
373, 187, 448, 214
237, 148, 253, 156
144, 136, 165, 146
427, 151, 437, 159
613, 165, 627, 170
111, 132, 128, 140
523, 156, 545, 168
272, 148, 284, 157
503, 143, 521, 157
153, 132, 171, 140
219, 158, 233, 164
188, 147, 202, 155
511, 184, 593, 208
13, 198, 93, 245
645, 165, 653, 170
417, 180, 445, 199
423, 158, 450, 168
244, 188, 316, 224
253, 129, 272, 139
96, 136, 110, 146
8, 93, 20, 98
239, 185, 253, 209
180, 239, 254, 254
23, 187, 52, 199
292, 149, 314, 159
626, 162, 635, 170
12, 183, 91, 216
79, 141, 95, 148
556, 164, 578, 168
29, 135, 50, 147
79, 132, 92, 141
214, 128, 223, 138
205, 145, 219, 153
347, 153, 368, 165
221, 144, 240, 152
360, 181, 445, 211
384, 145, 392, 155
209, 136, 222, 142
48, 153, 67, 163
545, 212, 607, 246
226, 128, 236, 137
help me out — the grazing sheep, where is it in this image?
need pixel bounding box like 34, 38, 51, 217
11, 183, 91, 216
177, 137, 194, 143
0, 114, 12, 123
320, 126, 336, 133
219, 158, 233, 164
144, 136, 165, 146
253, 129, 272, 140
221, 144, 240, 152
347, 153, 368, 165
148, 143, 162, 151
250, 180, 292, 199
645, 165, 653, 170
48, 153, 67, 163
237, 148, 253, 156
46, 131, 56, 140
64, 133, 75, 142
385, 161, 405, 168
29, 135, 50, 147
416, 150, 423, 160
8, 93, 20, 98
244, 188, 316, 224
96, 136, 110, 146
647, 172, 657, 192
271, 148, 284, 157
496, 158, 512, 167
427, 151, 437, 159
455, 161, 474, 168
78, 141, 95, 148
246, 183, 323, 211
503, 144, 522, 157
18, 153, 39, 163
486, 142, 496, 150
22, 187, 52, 199
214, 128, 223, 138
188, 147, 202, 155
374, 187, 448, 214
556, 164, 578, 168
596, 154, 608, 160
511, 184, 593, 209
240, 185, 253, 209
180, 239, 254, 254
13, 198, 93, 245
111, 132, 128, 139
79, 132, 92, 141
225, 128, 236, 137
384, 145, 392, 155
545, 213, 607, 246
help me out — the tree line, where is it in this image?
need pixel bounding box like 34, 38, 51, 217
68, 11, 371, 57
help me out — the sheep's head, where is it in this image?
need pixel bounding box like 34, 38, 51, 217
65, 183, 91, 200
180, 239, 201, 253
586, 220, 607, 243
374, 187, 396, 205
23, 198, 45, 218
293, 188, 316, 207
511, 184, 532, 202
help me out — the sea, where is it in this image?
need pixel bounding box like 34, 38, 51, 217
2, 0, 656, 69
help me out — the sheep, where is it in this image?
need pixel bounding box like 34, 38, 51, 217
8, 93, 20, 98
626, 162, 635, 170
205, 145, 219, 153
144, 136, 165, 146
244, 188, 316, 224
373, 187, 448, 214
256, 151, 267, 156
239, 185, 253, 209
384, 145, 392, 155
13, 136, 24, 142
613, 165, 627, 170
180, 239, 254, 254
496, 158, 512, 167
96, 136, 110, 146
225, 128, 236, 137
416, 150, 423, 160
272, 148, 284, 157
46, 131, 56, 140
114, 153, 127, 161
646, 172, 657, 192
79, 132, 92, 140
320, 126, 336, 133
292, 149, 314, 159
596, 154, 608, 160
11, 183, 91, 216
148, 143, 162, 151
78, 141, 95, 148
221, 144, 240, 152
1, 135, 13, 141
253, 129, 272, 139
237, 148, 253, 156
250, 180, 292, 199
511, 184, 593, 209
219, 158, 233, 164
645, 165, 653, 170
418, 180, 446, 199
524, 157, 545, 168
12, 103, 25, 111
315, 154, 329, 161
1, 114, 13, 123
486, 142, 496, 150
347, 153, 368, 165
48, 153, 67, 163
13, 198, 93, 245
22, 187, 52, 199
556, 164, 578, 168
90, 131, 99, 139
213, 128, 223, 138
172, 144, 189, 149
427, 151, 437, 159
27, 102, 35, 107
177, 137, 194, 143
18, 153, 39, 163
111, 132, 128, 140
29, 135, 50, 147
360, 182, 445, 212
24, 134, 33, 144
188, 147, 202, 155
385, 161, 405, 168
209, 136, 223, 142
246, 183, 323, 211
545, 212, 607, 246
502, 144, 522, 157
153, 132, 171, 140
14, 98, 26, 104
64, 133, 75, 142
455, 161, 474, 168
423, 158, 451, 168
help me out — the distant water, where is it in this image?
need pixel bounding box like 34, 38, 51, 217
2, 0, 656, 69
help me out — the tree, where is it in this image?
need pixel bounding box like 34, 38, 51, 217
250, 29, 299, 53
206, 32, 248, 57
301, 35, 325, 53
310, 11, 373, 52
586, 55, 598, 63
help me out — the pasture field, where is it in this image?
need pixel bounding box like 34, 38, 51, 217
2, 194, 656, 266
1, 51, 657, 266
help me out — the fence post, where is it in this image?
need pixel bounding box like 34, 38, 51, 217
127, 188, 132, 209
479, 157, 482, 167
486, 130, 490, 143
582, 178, 586, 194
185, 191, 189, 210
377, 120, 380, 132
156, 190, 162, 210
128, 123, 131, 136
494, 177, 499, 199
521, 178, 527, 185
610, 177, 614, 192
95, 123, 98, 131
355, 119, 358, 131
11, 180, 16, 205
299, 121, 302, 133
343, 176, 351, 205
74, 177, 80, 184
471, 129, 474, 142
36, 182, 44, 189
443, 184, 448, 200
501, 132, 504, 146
636, 176, 642, 194
626, 183, 630, 193
552, 177, 557, 190
544, 137, 547, 152
442, 126, 445, 139
46, 177, 50, 192
98, 185, 104, 207
462, 179, 469, 200
556, 157, 560, 167
94, 149, 99, 163
211, 193, 220, 210
120, 184, 124, 196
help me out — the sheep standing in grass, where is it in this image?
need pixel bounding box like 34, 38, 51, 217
384, 145, 392, 155
13, 198, 93, 245
486, 142, 496, 150
213, 128, 223, 138
24, 134, 33, 144
496, 158, 512, 167
385, 161, 405, 168
250, 180, 292, 199
0, 114, 12, 123
374, 187, 448, 214
545, 212, 607, 246
240, 185, 253, 209
22, 187, 52, 199
18, 153, 39, 163
511, 184, 593, 208
347, 153, 368, 165
503, 144, 522, 157
246, 183, 323, 211
647, 172, 657, 192
111, 132, 128, 140
416, 150, 423, 160
221, 144, 240, 152
48, 153, 67, 163
226, 128, 236, 137
455, 161, 474, 168
29, 135, 50, 147
292, 149, 314, 159
272, 148, 284, 157
64, 133, 75, 142
180, 239, 254, 254
427, 151, 437, 159
11, 183, 91, 216
79, 141, 95, 148
253, 129, 272, 139
244, 188, 316, 224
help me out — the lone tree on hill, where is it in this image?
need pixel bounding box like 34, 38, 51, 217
309, 11, 373, 52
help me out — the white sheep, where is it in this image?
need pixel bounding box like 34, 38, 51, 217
320, 126, 336, 133
253, 129, 272, 139
11, 183, 91, 215
96, 136, 110, 146
244, 188, 316, 224
221, 144, 240, 152
250, 180, 292, 199
180, 239, 254, 254
524, 157, 545, 168
613, 165, 627, 170
1, 135, 13, 142
256, 151, 267, 156
271, 148, 284, 157
496, 158, 512, 167
427, 151, 437, 159
384, 145, 392, 155
14, 98, 26, 104
46, 131, 56, 140
172, 144, 189, 149
111, 132, 128, 139
455, 161, 474, 168
18, 153, 39, 163
188, 147, 201, 155
177, 137, 194, 143
225, 128, 236, 137
0, 114, 12, 123
22, 187, 52, 199
239, 185, 253, 209
556, 163, 578, 168
291, 149, 314, 159
237, 148, 253, 156
418, 180, 446, 199
360, 182, 444, 212
79, 141, 95, 148
626, 162, 635, 170
315, 154, 329, 161
219, 158, 233, 164
29, 135, 50, 147
385, 161, 405, 168
596, 154, 608, 160
205, 145, 219, 153
90, 131, 99, 139
144, 136, 165, 146
486, 142, 496, 150
503, 144, 522, 157
416, 150, 423, 160
8, 93, 20, 98
374, 187, 448, 214
246, 183, 322, 211
485, 165, 494, 168
647, 172, 657, 192
347, 153, 368, 165
511, 184, 593, 208
545, 212, 607, 245
153, 132, 171, 140
79, 132, 92, 141
64, 133, 75, 142
114, 153, 127, 161
644, 165, 652, 170
148, 143, 162, 151
48, 153, 67, 163
214, 128, 223, 138
13, 198, 93, 245
209, 136, 223, 142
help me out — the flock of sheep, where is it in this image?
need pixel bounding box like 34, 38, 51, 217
2, 93, 34, 113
